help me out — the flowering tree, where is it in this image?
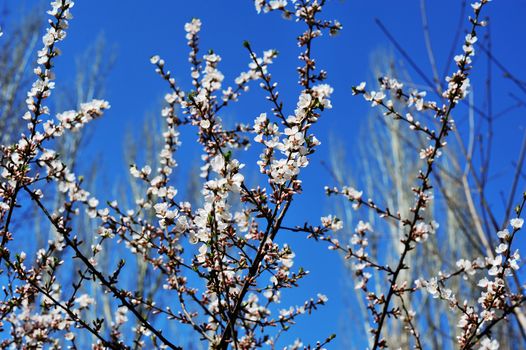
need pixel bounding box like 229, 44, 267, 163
330, 44, 526, 350
322, 0, 526, 348
0, 0, 523, 349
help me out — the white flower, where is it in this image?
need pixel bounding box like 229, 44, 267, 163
342, 186, 362, 201
184, 18, 202, 34
200, 119, 211, 129
478, 277, 489, 288
353, 82, 366, 94
413, 222, 431, 242
465, 33, 478, 45
495, 243, 508, 254
150, 55, 160, 64
289, 339, 303, 350
317, 293, 328, 303
510, 218, 524, 230
456, 259, 476, 275
75, 294, 95, 309
497, 229, 510, 240
312, 84, 334, 108
115, 306, 128, 325
419, 146, 441, 160
269, 0, 287, 10
355, 220, 371, 234
254, 0, 265, 13
472, 2, 482, 11
321, 215, 343, 231
479, 338, 499, 350
210, 155, 225, 174
297, 93, 312, 110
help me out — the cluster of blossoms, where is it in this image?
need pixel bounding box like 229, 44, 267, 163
414, 214, 525, 349
349, 221, 372, 291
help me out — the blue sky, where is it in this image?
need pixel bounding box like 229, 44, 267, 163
4, 0, 526, 348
